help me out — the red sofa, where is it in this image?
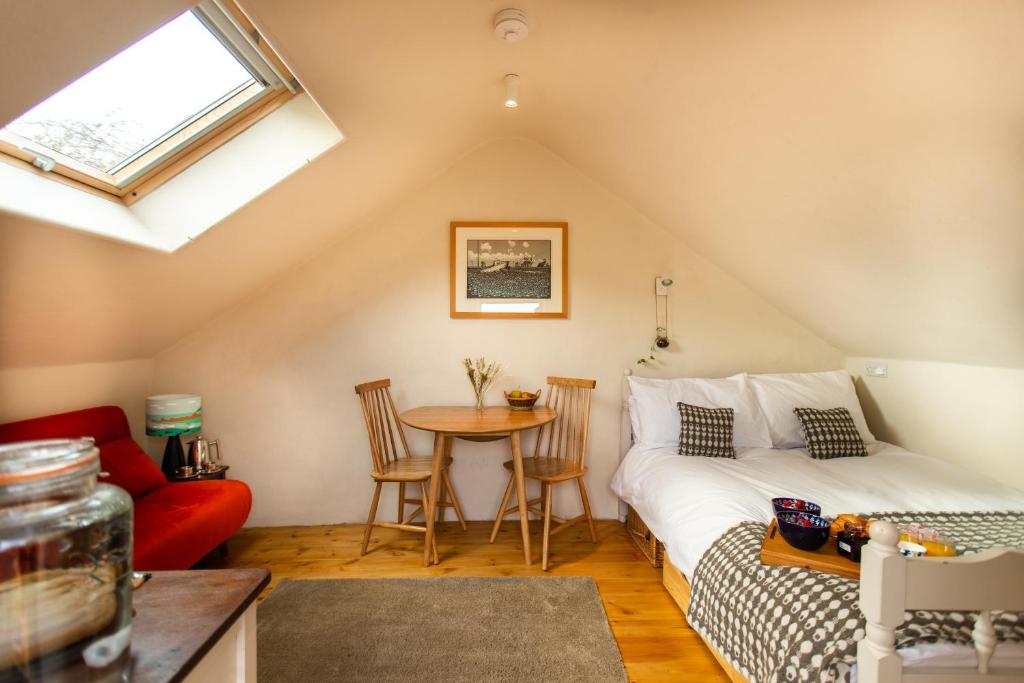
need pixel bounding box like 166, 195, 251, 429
0, 406, 252, 570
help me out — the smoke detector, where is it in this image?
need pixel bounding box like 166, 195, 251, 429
494, 8, 528, 43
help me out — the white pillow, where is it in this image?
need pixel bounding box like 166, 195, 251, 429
748, 369, 875, 449
627, 374, 773, 449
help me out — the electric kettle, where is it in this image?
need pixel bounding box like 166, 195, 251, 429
187, 436, 220, 471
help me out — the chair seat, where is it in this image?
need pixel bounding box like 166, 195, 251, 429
372, 455, 452, 482
502, 457, 585, 482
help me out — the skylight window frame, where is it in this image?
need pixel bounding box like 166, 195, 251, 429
0, 0, 298, 206
106, 72, 259, 177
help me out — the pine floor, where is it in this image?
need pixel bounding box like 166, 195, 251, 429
210, 518, 729, 682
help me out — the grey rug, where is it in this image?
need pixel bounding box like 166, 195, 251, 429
258, 576, 627, 682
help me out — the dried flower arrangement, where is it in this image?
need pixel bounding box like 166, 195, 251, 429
463, 357, 502, 410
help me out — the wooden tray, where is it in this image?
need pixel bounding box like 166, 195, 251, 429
760, 519, 860, 579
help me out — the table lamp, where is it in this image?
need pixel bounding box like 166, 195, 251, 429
146, 394, 202, 477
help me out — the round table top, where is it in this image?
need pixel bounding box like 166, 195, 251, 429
399, 405, 557, 434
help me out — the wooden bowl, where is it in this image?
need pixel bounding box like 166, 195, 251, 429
504, 389, 541, 411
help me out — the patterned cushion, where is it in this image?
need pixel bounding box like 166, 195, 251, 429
793, 406, 867, 459
677, 402, 735, 458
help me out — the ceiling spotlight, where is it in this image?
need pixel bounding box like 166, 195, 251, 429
504, 74, 520, 108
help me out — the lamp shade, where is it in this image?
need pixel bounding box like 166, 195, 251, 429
145, 394, 202, 437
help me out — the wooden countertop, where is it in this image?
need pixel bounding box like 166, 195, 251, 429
129, 568, 269, 683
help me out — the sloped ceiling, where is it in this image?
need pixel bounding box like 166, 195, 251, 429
1, 1, 1022, 368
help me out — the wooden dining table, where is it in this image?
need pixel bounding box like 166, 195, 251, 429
399, 405, 557, 566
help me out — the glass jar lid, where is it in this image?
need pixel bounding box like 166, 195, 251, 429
0, 438, 98, 485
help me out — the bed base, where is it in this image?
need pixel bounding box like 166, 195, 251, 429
662, 554, 750, 683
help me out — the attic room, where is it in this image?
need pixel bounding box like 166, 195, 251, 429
1, 1, 1022, 681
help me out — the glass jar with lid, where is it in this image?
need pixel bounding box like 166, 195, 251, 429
0, 438, 133, 682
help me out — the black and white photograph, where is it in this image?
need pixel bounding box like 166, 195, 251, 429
466, 239, 551, 299
450, 221, 568, 318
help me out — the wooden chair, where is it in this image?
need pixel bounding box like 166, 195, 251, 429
489, 376, 598, 570
355, 379, 466, 558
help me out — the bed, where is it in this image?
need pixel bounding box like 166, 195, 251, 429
612, 370, 1024, 682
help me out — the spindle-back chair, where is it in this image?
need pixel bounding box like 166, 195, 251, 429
355, 378, 466, 558
489, 376, 597, 570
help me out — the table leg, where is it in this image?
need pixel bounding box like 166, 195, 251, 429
423, 432, 445, 566
510, 431, 532, 566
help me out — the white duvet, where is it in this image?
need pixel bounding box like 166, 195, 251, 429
611, 441, 1024, 581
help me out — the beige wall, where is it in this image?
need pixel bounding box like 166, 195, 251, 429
5, 2, 1021, 373
848, 357, 1024, 491
0, 359, 153, 440
152, 139, 843, 526
3, 140, 1018, 527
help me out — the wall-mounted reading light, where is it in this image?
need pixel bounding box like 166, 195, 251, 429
637, 276, 675, 366
504, 74, 520, 108
654, 276, 673, 348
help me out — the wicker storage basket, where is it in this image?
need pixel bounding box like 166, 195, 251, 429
626, 505, 665, 567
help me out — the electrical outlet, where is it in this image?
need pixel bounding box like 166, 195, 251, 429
865, 362, 888, 379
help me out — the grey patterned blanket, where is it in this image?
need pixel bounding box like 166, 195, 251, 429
686, 511, 1024, 683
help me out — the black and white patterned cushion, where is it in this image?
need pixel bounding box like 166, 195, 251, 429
678, 402, 735, 458
794, 406, 867, 459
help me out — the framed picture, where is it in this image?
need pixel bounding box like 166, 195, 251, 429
450, 221, 568, 319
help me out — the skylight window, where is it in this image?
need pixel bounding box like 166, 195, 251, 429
0, 0, 296, 202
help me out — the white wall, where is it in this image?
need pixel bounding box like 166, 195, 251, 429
848, 357, 1024, 492
0, 359, 153, 440
153, 139, 843, 526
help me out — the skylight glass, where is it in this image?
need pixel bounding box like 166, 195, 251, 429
4, 11, 264, 174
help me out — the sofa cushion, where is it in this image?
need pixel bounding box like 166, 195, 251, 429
133, 480, 253, 571
100, 437, 167, 498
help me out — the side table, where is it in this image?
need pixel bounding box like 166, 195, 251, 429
171, 465, 230, 483
54, 568, 269, 683
131, 568, 269, 682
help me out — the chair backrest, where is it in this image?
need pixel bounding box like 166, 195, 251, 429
533, 376, 596, 470
354, 378, 411, 472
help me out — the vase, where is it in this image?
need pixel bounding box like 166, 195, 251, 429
475, 393, 485, 410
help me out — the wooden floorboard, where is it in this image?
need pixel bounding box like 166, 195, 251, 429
208, 519, 729, 683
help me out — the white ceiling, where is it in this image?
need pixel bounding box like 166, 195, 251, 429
1, 0, 1022, 368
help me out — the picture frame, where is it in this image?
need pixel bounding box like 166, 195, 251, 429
450, 221, 568, 319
